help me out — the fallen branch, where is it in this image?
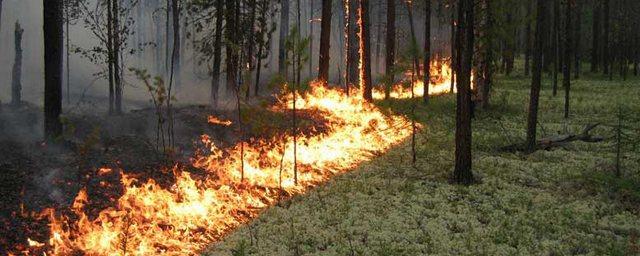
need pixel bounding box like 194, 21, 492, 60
501, 123, 605, 152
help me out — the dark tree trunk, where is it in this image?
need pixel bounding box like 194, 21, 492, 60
44, 0, 64, 140
450, 5, 457, 94
113, 0, 122, 114
504, 12, 514, 75
405, 2, 420, 79
245, 0, 256, 99
384, 0, 395, 99
211, 0, 224, 107
453, 0, 474, 185
526, 0, 547, 152
170, 0, 181, 90
317, 0, 332, 83
603, 0, 610, 75
591, 0, 600, 73
65, 3, 70, 104
359, 0, 372, 101
563, 0, 573, 119
107, 0, 114, 114
423, 0, 431, 104
11, 22, 24, 107
552, 0, 559, 96
524, 0, 532, 76
479, 0, 493, 109
346, 0, 359, 95
574, 1, 581, 79
278, 0, 290, 77
226, 0, 239, 96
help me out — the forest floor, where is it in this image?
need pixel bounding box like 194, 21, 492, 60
205, 73, 640, 255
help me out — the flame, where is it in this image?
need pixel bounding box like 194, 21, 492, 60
207, 116, 233, 126
35, 82, 414, 255
373, 59, 467, 99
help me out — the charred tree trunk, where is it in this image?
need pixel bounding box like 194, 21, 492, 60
359, 0, 372, 101
591, 0, 600, 73
346, 0, 360, 95
526, 0, 547, 152
11, 22, 24, 107
524, 0, 532, 76
453, 0, 474, 185
107, 0, 115, 114
170, 0, 181, 90
226, 0, 239, 97
211, 0, 224, 107
423, 0, 431, 104
384, 0, 395, 99
317, 0, 332, 83
603, 0, 610, 75
563, 0, 573, 119
279, 0, 290, 77
113, 0, 123, 114
44, 0, 64, 140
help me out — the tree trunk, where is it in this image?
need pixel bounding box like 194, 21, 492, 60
346, 0, 360, 95
278, 0, 290, 77
211, 0, 224, 107
65, 3, 70, 104
245, 0, 257, 99
309, 0, 314, 78
423, 0, 431, 104
405, 1, 420, 82
226, 0, 239, 97
113, 0, 122, 114
591, 0, 600, 73
11, 22, 24, 107
574, 1, 581, 79
603, 0, 610, 75
450, 5, 456, 94
170, 0, 181, 90
384, 0, 395, 99
453, 0, 474, 185
358, 0, 372, 101
524, 0, 532, 76
107, 0, 114, 114
563, 0, 573, 119
552, 0, 559, 96
317, 0, 332, 83
479, 0, 493, 109
526, 0, 547, 152
44, 0, 64, 140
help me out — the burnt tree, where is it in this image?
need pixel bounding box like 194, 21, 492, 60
44, 0, 64, 140
359, 0, 372, 101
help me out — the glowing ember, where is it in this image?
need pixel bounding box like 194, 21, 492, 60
207, 116, 233, 126
34, 83, 413, 255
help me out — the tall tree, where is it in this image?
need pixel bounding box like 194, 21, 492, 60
107, 0, 115, 114
573, 1, 581, 79
563, 0, 573, 119
346, 0, 359, 95
225, 0, 239, 96
384, 0, 395, 99
211, 0, 224, 107
317, 0, 332, 83
11, 22, 24, 107
591, 0, 600, 73
603, 0, 610, 76
169, 0, 181, 90
44, 0, 64, 140
453, 0, 474, 185
478, 0, 493, 109
113, 0, 123, 114
279, 0, 290, 77
359, 0, 372, 101
423, 0, 431, 104
552, 0, 559, 96
526, 0, 547, 152
405, 1, 420, 80
524, 0, 532, 76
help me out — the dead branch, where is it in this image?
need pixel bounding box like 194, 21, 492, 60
501, 123, 605, 152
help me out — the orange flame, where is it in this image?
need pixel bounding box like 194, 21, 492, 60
38, 83, 414, 255
207, 116, 233, 126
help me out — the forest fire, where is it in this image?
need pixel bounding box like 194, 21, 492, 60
373, 59, 458, 99
207, 116, 233, 126
21, 84, 415, 255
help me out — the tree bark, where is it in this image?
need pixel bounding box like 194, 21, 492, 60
358, 0, 372, 101
226, 0, 239, 97
170, 0, 181, 90
453, 0, 474, 185
526, 0, 547, 152
346, 0, 360, 95
278, 0, 290, 77
423, 0, 431, 104
211, 0, 224, 107
107, 0, 114, 114
113, 0, 122, 114
591, 0, 600, 73
479, 0, 493, 109
563, 0, 573, 119
317, 0, 332, 83
552, 0, 559, 96
384, 0, 395, 99
524, 0, 532, 76
603, 0, 610, 75
44, 0, 64, 140
11, 22, 24, 107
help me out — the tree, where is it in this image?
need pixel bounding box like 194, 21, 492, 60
563, 0, 573, 119
478, 0, 493, 109
573, 1, 581, 79
358, 0, 372, 101
423, 0, 431, 104
603, 0, 610, 76
384, 0, 395, 99
591, 0, 600, 73
225, 0, 239, 97
524, 0, 532, 76
211, 0, 224, 107
44, 0, 64, 140
169, 0, 181, 91
526, 0, 547, 152
453, 0, 474, 185
552, 0, 559, 96
279, 0, 290, 77
11, 21, 24, 108
317, 0, 332, 84
346, 0, 359, 95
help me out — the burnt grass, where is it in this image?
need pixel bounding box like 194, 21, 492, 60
0, 101, 329, 254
